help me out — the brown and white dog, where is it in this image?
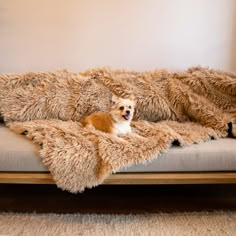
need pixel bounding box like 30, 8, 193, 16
81, 95, 135, 135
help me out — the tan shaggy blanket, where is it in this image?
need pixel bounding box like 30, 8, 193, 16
0, 66, 236, 193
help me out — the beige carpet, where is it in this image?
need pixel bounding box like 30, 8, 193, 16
0, 212, 235, 236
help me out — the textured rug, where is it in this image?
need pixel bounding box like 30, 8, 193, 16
0, 212, 235, 236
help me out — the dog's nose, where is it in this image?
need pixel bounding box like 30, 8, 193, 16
126, 110, 130, 115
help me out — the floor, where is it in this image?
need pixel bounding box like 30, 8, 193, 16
0, 184, 236, 214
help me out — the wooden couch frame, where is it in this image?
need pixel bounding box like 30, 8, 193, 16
1, 172, 236, 185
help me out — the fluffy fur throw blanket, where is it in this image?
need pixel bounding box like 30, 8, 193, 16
0, 66, 236, 193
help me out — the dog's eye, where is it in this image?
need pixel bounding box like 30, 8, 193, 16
119, 106, 124, 110
128, 106, 132, 109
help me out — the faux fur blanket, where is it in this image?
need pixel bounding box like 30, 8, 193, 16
0, 66, 236, 193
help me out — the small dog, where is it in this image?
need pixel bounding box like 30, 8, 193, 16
82, 95, 135, 135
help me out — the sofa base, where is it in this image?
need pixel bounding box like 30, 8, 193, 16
1, 172, 236, 185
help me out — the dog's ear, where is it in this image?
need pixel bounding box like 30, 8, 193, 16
126, 94, 136, 107
111, 94, 119, 105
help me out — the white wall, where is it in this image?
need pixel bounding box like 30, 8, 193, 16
0, 0, 236, 73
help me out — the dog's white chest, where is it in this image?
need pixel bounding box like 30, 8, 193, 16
113, 122, 131, 135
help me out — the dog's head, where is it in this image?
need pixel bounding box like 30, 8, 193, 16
110, 95, 135, 123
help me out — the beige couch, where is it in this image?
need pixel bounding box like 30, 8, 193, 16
1, 124, 236, 185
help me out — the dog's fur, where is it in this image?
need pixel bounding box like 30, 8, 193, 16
81, 95, 135, 135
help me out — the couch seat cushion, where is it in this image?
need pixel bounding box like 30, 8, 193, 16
0, 125, 236, 172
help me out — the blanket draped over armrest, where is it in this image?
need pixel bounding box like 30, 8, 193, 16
0, 66, 236, 193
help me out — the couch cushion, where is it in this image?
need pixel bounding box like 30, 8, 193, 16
120, 138, 236, 172
0, 125, 236, 172
0, 125, 47, 171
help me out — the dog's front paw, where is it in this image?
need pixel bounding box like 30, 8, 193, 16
227, 122, 236, 138
127, 132, 142, 139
